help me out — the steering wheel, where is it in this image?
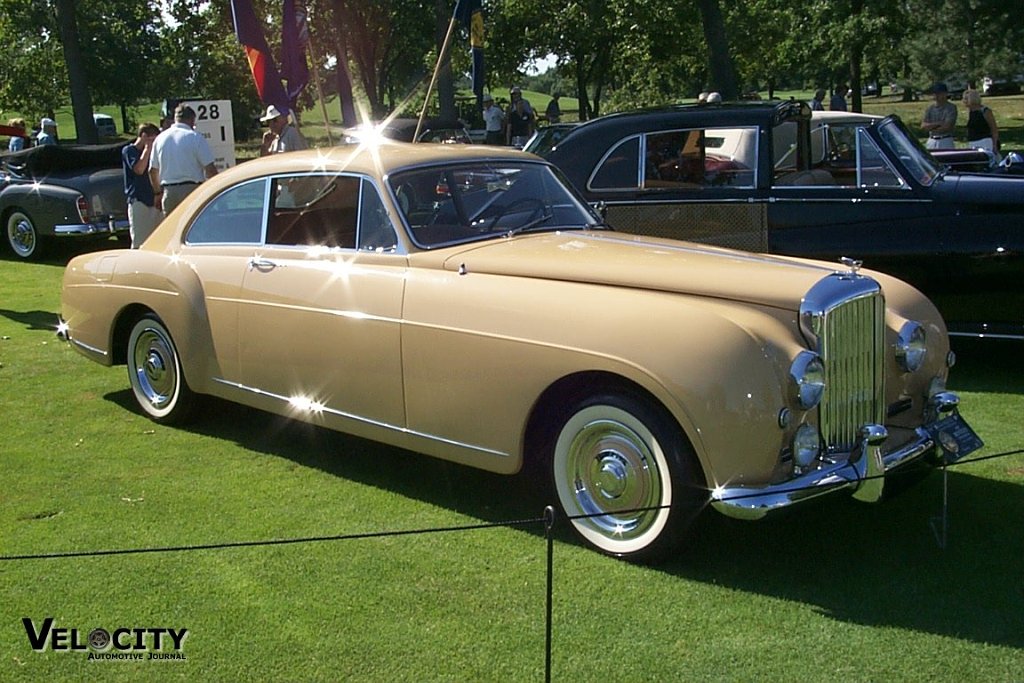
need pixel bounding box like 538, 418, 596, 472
481, 197, 547, 232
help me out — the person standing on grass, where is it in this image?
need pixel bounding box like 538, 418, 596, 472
922, 82, 957, 150
36, 118, 58, 146
7, 118, 27, 151
962, 89, 999, 157
829, 84, 849, 111
259, 105, 307, 156
123, 123, 162, 248
482, 93, 505, 145
149, 104, 218, 215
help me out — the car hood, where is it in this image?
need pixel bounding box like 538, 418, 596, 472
932, 171, 1024, 204
441, 231, 842, 310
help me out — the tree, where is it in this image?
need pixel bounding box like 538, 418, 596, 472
0, 1, 70, 128
313, 0, 434, 119
76, 0, 164, 134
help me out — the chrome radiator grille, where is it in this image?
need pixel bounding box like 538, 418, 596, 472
802, 275, 886, 453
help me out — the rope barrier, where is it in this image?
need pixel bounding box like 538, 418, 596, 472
0, 448, 1019, 562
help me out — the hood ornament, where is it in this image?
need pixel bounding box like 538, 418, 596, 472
839, 256, 862, 275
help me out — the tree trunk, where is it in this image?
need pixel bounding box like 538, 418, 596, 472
54, 0, 96, 143
696, 0, 738, 100
575, 61, 591, 121
848, 0, 864, 113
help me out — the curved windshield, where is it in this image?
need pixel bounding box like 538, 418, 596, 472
879, 118, 942, 185
389, 161, 601, 248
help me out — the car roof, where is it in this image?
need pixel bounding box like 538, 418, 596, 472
572, 100, 807, 132
810, 111, 883, 124
215, 141, 541, 184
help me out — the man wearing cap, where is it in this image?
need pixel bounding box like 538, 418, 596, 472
482, 93, 505, 145
36, 118, 58, 146
259, 105, 307, 156
922, 83, 957, 150
148, 104, 218, 215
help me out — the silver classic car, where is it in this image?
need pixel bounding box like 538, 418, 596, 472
1, 143, 129, 259
59, 141, 980, 561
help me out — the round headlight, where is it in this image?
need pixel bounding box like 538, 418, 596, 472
793, 423, 822, 469
790, 351, 825, 409
896, 321, 926, 372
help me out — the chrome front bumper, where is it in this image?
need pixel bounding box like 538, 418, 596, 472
54, 217, 129, 236
711, 393, 961, 520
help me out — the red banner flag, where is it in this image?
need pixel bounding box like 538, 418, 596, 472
230, 0, 290, 113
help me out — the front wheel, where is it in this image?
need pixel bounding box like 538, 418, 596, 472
127, 315, 195, 423
548, 392, 704, 562
6, 210, 44, 259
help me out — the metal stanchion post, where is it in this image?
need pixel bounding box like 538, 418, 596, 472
544, 505, 556, 683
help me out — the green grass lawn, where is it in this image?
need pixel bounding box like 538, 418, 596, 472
1, 247, 1022, 681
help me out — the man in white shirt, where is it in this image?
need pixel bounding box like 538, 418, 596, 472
149, 104, 218, 215
259, 105, 307, 155
482, 93, 505, 145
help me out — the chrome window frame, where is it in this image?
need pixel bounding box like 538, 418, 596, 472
183, 177, 270, 246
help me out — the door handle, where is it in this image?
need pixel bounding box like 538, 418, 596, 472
248, 257, 282, 271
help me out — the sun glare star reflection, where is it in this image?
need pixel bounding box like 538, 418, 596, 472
289, 396, 324, 414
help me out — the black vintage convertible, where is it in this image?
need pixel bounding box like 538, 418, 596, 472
544, 101, 1024, 340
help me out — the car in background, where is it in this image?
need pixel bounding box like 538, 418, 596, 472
811, 110, 1020, 175
522, 122, 578, 156
1, 142, 129, 259
342, 117, 472, 145
58, 141, 978, 561
93, 113, 117, 138
982, 76, 1022, 97
544, 101, 1024, 340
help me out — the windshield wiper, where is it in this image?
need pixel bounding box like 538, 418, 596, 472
505, 213, 555, 237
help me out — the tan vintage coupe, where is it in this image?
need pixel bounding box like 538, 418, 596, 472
59, 141, 980, 561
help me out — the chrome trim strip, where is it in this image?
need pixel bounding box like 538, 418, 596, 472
69, 337, 108, 357
766, 197, 932, 203
210, 377, 510, 458
711, 424, 939, 520
54, 219, 130, 236
948, 331, 1024, 341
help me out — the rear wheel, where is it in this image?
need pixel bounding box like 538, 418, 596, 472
547, 392, 704, 562
127, 315, 195, 423
6, 210, 43, 259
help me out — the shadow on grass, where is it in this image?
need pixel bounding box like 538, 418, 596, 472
105, 384, 1024, 649
0, 307, 60, 331
675, 469, 1024, 648
949, 337, 1024, 394
0, 234, 123, 267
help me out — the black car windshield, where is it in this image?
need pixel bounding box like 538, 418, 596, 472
879, 117, 942, 185
390, 161, 601, 248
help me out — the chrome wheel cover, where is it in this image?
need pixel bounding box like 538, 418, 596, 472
553, 405, 672, 554
130, 325, 179, 414
7, 212, 36, 258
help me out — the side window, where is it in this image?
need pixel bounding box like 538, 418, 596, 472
266, 174, 359, 248
772, 121, 799, 173
856, 128, 905, 188
589, 136, 640, 190
358, 180, 398, 252
644, 127, 756, 189
185, 179, 266, 245
645, 130, 704, 186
